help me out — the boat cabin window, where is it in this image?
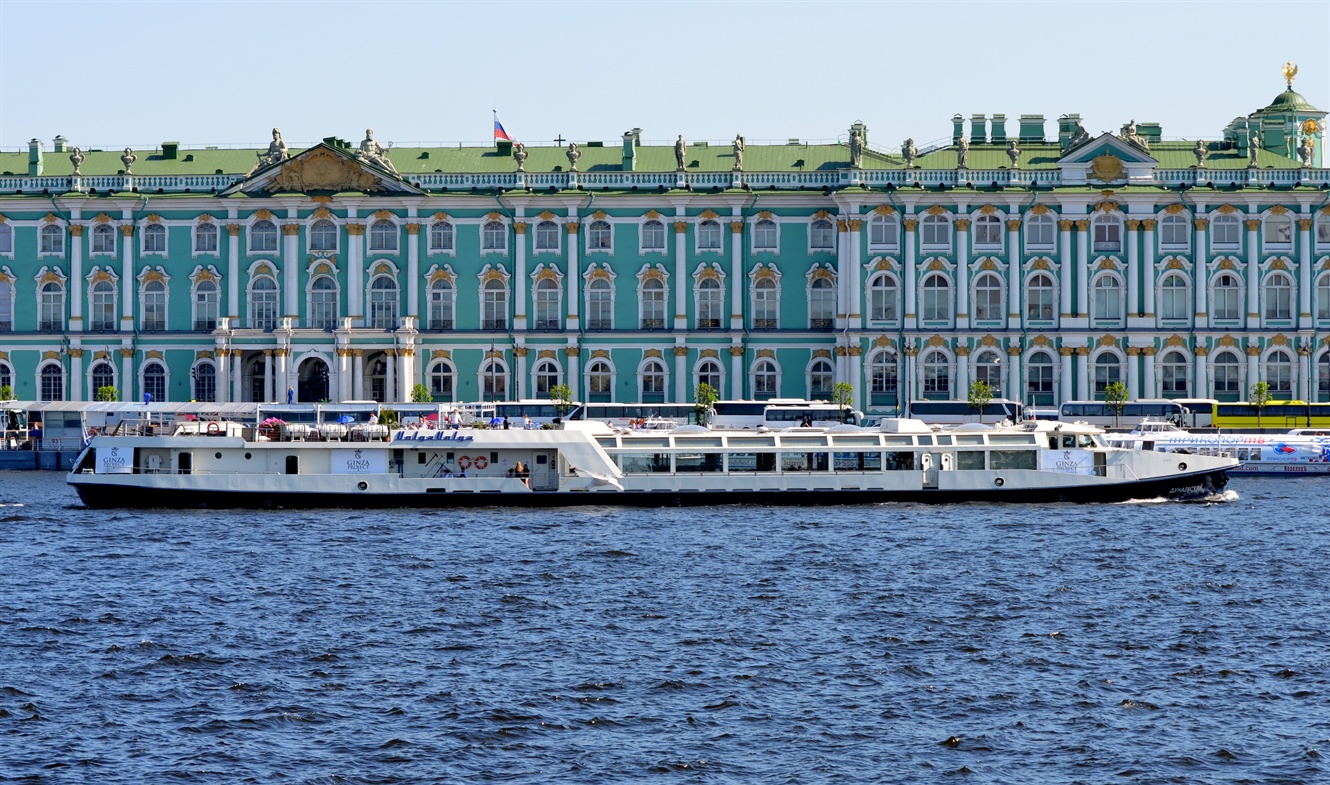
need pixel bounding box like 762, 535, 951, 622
990, 434, 1038, 445
916, 435, 935, 446
955, 435, 985, 445
990, 450, 1037, 470
728, 436, 776, 448
830, 436, 881, 448
727, 453, 777, 472
833, 451, 883, 471
780, 452, 829, 472
285, 455, 299, 475
595, 438, 619, 449
675, 437, 723, 448
956, 451, 985, 470
882, 436, 913, 447
884, 451, 915, 471
619, 453, 671, 473
779, 436, 829, 448
935, 435, 953, 446
675, 452, 724, 473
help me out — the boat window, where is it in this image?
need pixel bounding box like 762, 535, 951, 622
956, 451, 985, 470
916, 435, 935, 446
1076, 434, 1095, 448
780, 452, 829, 471
727, 436, 776, 448
955, 435, 985, 445
935, 435, 953, 446
675, 452, 724, 473
882, 436, 913, 447
884, 451, 916, 471
833, 451, 882, 470
624, 437, 670, 448
726, 453, 776, 472
1250, 448, 1261, 461
673, 437, 723, 448
779, 436, 829, 448
990, 450, 1037, 470
830, 436, 881, 447
619, 453, 671, 473
990, 434, 1037, 445
595, 438, 619, 449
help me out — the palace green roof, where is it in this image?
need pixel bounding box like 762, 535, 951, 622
1262, 87, 1321, 113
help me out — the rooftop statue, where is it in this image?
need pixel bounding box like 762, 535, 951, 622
674, 135, 686, 171
355, 129, 399, 176
69, 147, 84, 176
732, 134, 744, 171
1006, 139, 1021, 169
1249, 129, 1261, 166
1068, 119, 1090, 149
1299, 135, 1315, 167
1120, 119, 1149, 152
513, 141, 527, 172
956, 134, 969, 169
250, 128, 290, 174
901, 138, 917, 169
1193, 140, 1208, 168
121, 148, 136, 175
848, 126, 864, 168
566, 142, 581, 172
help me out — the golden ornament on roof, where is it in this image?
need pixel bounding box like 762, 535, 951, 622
1282, 61, 1298, 87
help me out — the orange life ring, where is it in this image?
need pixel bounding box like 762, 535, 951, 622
458, 455, 472, 470
473, 456, 488, 470
206, 421, 221, 435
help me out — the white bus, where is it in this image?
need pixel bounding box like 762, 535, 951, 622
905, 399, 1024, 424
569, 402, 697, 428
490, 400, 577, 427
1058, 399, 1187, 427
1170, 398, 1217, 428
711, 399, 859, 429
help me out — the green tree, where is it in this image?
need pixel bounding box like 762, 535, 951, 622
1249, 381, 1272, 427
1104, 381, 1129, 427
0, 385, 12, 401
832, 381, 855, 423
95, 385, 120, 402
549, 384, 574, 418
967, 380, 994, 424
693, 382, 719, 426
410, 383, 432, 403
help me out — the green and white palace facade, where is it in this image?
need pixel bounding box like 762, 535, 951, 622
0, 74, 1328, 412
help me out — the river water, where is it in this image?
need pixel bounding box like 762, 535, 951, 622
1, 472, 1327, 783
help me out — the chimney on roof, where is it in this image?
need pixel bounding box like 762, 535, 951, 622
622, 130, 637, 171
971, 114, 988, 144
952, 114, 965, 145
1057, 114, 1082, 150
990, 114, 1007, 144
162, 142, 180, 160
52, 135, 67, 153
28, 138, 42, 176
1019, 114, 1046, 144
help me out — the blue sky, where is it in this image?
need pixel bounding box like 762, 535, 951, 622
1, 0, 1327, 153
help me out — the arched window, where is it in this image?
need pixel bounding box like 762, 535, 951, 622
696, 277, 722, 329
1025, 214, 1055, 249
1213, 273, 1241, 321
39, 282, 64, 331
142, 279, 167, 331
0, 223, 12, 253
142, 223, 167, 254
248, 275, 278, 330
920, 273, 950, 321
1264, 214, 1293, 247
91, 361, 115, 396
973, 272, 1003, 321
142, 361, 167, 403
0, 279, 11, 331
697, 220, 722, 251
973, 214, 1002, 248
193, 363, 216, 403
91, 224, 116, 254
1211, 214, 1240, 248
973, 351, 1002, 397
310, 219, 337, 252
696, 360, 721, 397
428, 279, 454, 330
587, 360, 613, 403
809, 358, 834, 399
1319, 274, 1330, 321
1092, 354, 1121, 398
369, 219, 397, 252
90, 280, 116, 332
1092, 275, 1123, 324
921, 214, 950, 249
1265, 272, 1293, 320
309, 275, 338, 329
482, 220, 506, 251
533, 359, 561, 398
868, 213, 899, 249
1026, 351, 1055, 406
1160, 214, 1189, 249
429, 360, 456, 402
751, 359, 778, 400
1265, 349, 1294, 396
0, 362, 9, 393
429, 221, 454, 252
533, 277, 560, 330
587, 278, 612, 331
1320, 353, 1330, 402
809, 276, 835, 329
1026, 273, 1055, 321
1212, 350, 1241, 400
40, 225, 64, 255
1092, 215, 1121, 253
868, 351, 898, 407
534, 220, 559, 251
482, 278, 507, 330
641, 359, 667, 403
368, 276, 398, 329
194, 222, 218, 253
250, 219, 278, 253
367, 354, 388, 403
1160, 350, 1188, 397
868, 273, 898, 323
810, 219, 835, 250
1317, 213, 1330, 248
641, 220, 665, 251
641, 278, 665, 331
40, 363, 64, 401
753, 219, 778, 250
587, 220, 612, 251
193, 280, 219, 331
752, 277, 778, 329
1159, 273, 1189, 322
921, 350, 950, 398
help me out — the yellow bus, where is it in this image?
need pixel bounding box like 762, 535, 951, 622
1211, 400, 1330, 429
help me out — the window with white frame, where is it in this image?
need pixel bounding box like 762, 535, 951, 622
143, 362, 167, 403
1318, 274, 1330, 321
1317, 214, 1330, 248
310, 219, 337, 252
752, 278, 778, 329
640, 278, 665, 330
921, 214, 950, 249
921, 350, 950, 398
39, 282, 64, 331
1160, 214, 1189, 250
368, 276, 399, 329
91, 361, 115, 395
0, 280, 11, 331
309, 275, 338, 329
697, 278, 722, 329
533, 278, 560, 330
0, 224, 12, 254
142, 280, 167, 331
1213, 350, 1242, 399
1264, 214, 1293, 247
533, 359, 561, 398
193, 363, 216, 403
1264, 272, 1293, 320
1211, 214, 1240, 249
1025, 214, 1055, 249
40, 225, 64, 255
753, 219, 778, 251
751, 360, 778, 400
142, 224, 166, 254
697, 220, 722, 251
482, 279, 507, 330
1321, 354, 1330, 402
921, 274, 951, 321
482, 220, 506, 252
90, 280, 116, 331
587, 278, 613, 330
195, 222, 218, 253
91, 224, 116, 254
809, 277, 835, 329
479, 359, 508, 401
1092, 216, 1121, 253
369, 219, 397, 252
1092, 354, 1121, 398
974, 351, 1002, 397
868, 273, 898, 323
1213, 273, 1241, 321
1027, 351, 1055, 405
696, 360, 721, 397
869, 213, 898, 249
0, 362, 11, 394
973, 215, 1002, 248
1266, 349, 1294, 396
428, 279, 454, 330
429, 360, 456, 402
869, 351, 898, 405
250, 220, 278, 253
1026, 273, 1055, 321
1092, 275, 1122, 323
248, 275, 278, 330
1159, 273, 1189, 322
809, 359, 834, 399
810, 219, 835, 251
40, 363, 64, 401
641, 360, 667, 403
534, 220, 559, 252
973, 272, 1002, 321
587, 360, 613, 402
429, 221, 454, 252
1161, 351, 1188, 397
641, 220, 665, 251
194, 280, 218, 331
587, 220, 612, 251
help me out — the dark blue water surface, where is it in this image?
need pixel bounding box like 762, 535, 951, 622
1, 472, 1328, 784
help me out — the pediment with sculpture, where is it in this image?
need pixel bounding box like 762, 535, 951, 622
225, 141, 421, 197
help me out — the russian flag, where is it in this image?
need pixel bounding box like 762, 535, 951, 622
494, 118, 514, 143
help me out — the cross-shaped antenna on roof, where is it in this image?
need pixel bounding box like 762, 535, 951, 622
554, 134, 566, 145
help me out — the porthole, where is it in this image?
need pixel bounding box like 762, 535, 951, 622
244, 452, 252, 460
994, 477, 1005, 487
215, 452, 222, 459
1178, 462, 1187, 471
357, 481, 368, 491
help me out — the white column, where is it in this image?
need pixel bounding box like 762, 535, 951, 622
515, 349, 528, 400
406, 223, 421, 320
70, 350, 84, 402
282, 223, 299, 321
1142, 220, 1157, 318
565, 219, 580, 330
512, 222, 527, 329
348, 224, 364, 327
1194, 350, 1207, 400
566, 348, 580, 401
955, 349, 970, 395
836, 219, 850, 331
232, 352, 242, 402
352, 350, 364, 400
1075, 220, 1089, 318
1245, 218, 1260, 324
1299, 348, 1311, 401
120, 225, 135, 329
399, 347, 415, 403
227, 225, 241, 320
674, 347, 687, 403
1005, 347, 1020, 404
216, 349, 229, 404
848, 220, 863, 329
1006, 219, 1020, 328
1142, 349, 1155, 398
385, 350, 396, 403
263, 351, 274, 402
1058, 220, 1073, 319
675, 219, 689, 330
955, 220, 970, 329
1076, 350, 1089, 401
1059, 350, 1073, 403
849, 349, 863, 412
1126, 220, 1140, 318
69, 223, 84, 332
1126, 348, 1140, 399
275, 349, 289, 402
729, 221, 744, 330
338, 348, 352, 403
1247, 348, 1259, 392
1194, 219, 1208, 320
729, 347, 743, 398
905, 350, 917, 404
1299, 217, 1313, 328
904, 218, 918, 328
121, 349, 134, 402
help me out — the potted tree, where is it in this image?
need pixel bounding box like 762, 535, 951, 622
967, 380, 993, 424
694, 382, 719, 426
1249, 381, 1271, 428
549, 383, 574, 428
1104, 381, 1129, 428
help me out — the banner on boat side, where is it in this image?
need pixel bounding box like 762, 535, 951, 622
1039, 449, 1094, 475
95, 446, 133, 474
331, 448, 388, 475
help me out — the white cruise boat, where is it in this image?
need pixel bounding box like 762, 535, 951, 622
1105, 419, 1330, 476
66, 415, 1234, 508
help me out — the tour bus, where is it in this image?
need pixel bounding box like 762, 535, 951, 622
1170, 399, 1218, 428
569, 402, 698, 428
710, 399, 860, 429
1211, 400, 1330, 430
1057, 399, 1187, 427
905, 399, 1024, 424
490, 400, 577, 427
